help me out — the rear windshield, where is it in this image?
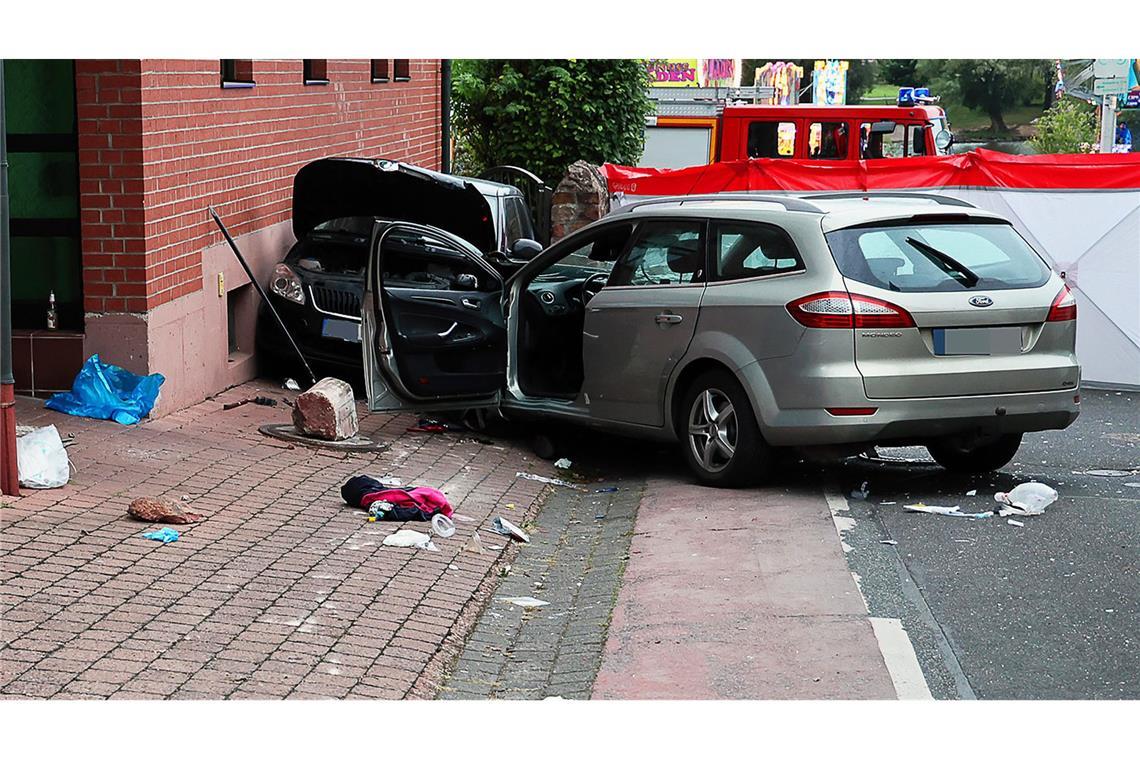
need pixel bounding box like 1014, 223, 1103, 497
824, 221, 1051, 292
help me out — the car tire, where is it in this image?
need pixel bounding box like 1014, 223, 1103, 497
679, 369, 771, 488
927, 433, 1022, 473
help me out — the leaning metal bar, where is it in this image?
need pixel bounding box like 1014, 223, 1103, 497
208, 206, 318, 387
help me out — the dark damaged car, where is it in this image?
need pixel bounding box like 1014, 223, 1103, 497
256, 158, 542, 380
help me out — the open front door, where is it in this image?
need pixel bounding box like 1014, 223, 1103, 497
363, 222, 505, 413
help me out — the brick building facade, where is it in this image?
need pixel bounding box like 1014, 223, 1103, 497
7, 58, 442, 414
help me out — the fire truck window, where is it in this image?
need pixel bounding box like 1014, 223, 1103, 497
909, 125, 928, 156
860, 122, 906, 159
747, 121, 796, 158
809, 122, 849, 159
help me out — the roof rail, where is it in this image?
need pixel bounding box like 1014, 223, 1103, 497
612, 193, 824, 215
801, 191, 976, 208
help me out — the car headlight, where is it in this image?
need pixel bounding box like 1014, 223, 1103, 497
270, 263, 305, 305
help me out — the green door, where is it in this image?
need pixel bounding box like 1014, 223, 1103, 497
3, 59, 81, 330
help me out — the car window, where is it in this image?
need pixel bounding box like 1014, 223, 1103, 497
825, 221, 1052, 292
608, 220, 704, 287
540, 223, 636, 279
712, 221, 804, 281
747, 121, 796, 158
503, 195, 536, 247
809, 121, 850, 159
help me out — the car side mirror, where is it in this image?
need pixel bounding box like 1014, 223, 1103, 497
510, 238, 543, 260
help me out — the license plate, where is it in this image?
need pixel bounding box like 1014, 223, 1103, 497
933, 326, 1022, 356
321, 318, 361, 343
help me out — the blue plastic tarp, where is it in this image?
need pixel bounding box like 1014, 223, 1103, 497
45, 354, 165, 425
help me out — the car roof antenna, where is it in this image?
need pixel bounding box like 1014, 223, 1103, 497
209, 206, 318, 387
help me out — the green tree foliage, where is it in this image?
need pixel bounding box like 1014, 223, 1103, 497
879, 59, 919, 86
451, 59, 653, 184
916, 59, 1044, 133
1030, 98, 1098, 154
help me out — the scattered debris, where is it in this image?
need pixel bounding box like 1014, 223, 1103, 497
515, 472, 580, 489
596, 486, 619, 493
128, 496, 203, 524
284, 378, 302, 391
1073, 469, 1133, 477
15, 425, 70, 489
880, 501, 897, 505
406, 418, 453, 433
382, 529, 438, 551
850, 481, 870, 501
141, 527, 180, 544
498, 596, 548, 608
15, 425, 34, 436
293, 377, 358, 441
453, 513, 475, 522
880, 539, 899, 545
341, 476, 453, 521
966, 489, 978, 497
45, 354, 164, 425
1007, 519, 1025, 528
492, 516, 531, 543
554, 458, 572, 470
223, 395, 279, 410
465, 533, 485, 554
995, 482, 1058, 516
1125, 483, 1140, 489
903, 503, 992, 519
431, 514, 456, 538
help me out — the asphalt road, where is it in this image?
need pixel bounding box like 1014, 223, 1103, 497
539, 388, 1138, 699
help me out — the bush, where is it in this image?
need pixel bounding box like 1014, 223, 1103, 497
451, 60, 653, 185
1031, 98, 1098, 154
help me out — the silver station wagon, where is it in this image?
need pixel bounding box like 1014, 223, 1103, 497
360, 192, 1080, 487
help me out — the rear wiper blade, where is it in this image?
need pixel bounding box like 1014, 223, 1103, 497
904, 236, 979, 287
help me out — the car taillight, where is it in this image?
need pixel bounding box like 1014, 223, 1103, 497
1046, 284, 1076, 322
787, 291, 915, 329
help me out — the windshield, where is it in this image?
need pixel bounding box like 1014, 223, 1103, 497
825, 221, 1052, 292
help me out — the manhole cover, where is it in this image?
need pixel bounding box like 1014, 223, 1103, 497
258, 424, 389, 453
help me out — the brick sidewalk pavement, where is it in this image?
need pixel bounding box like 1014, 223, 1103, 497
437, 475, 642, 699
0, 381, 551, 699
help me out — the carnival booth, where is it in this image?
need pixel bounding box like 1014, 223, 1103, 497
601, 150, 1140, 389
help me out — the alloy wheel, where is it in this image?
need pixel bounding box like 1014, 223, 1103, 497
687, 388, 738, 473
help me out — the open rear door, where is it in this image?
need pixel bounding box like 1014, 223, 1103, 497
363, 222, 505, 413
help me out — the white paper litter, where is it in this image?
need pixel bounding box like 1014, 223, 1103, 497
966, 489, 978, 497
382, 529, 438, 551
515, 472, 580, 489
498, 596, 549, 608
902, 503, 992, 519
554, 458, 572, 469
1007, 519, 1025, 527
994, 482, 1057, 516
493, 516, 531, 543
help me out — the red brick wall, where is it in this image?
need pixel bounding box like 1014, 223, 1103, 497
76, 60, 149, 314
76, 59, 442, 314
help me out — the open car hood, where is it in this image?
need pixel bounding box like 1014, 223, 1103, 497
293, 158, 496, 252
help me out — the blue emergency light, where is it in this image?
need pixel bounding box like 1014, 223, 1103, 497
898, 87, 936, 106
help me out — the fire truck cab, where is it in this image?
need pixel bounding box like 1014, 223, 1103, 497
640, 87, 954, 168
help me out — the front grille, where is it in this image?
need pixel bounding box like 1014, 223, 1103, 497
310, 285, 362, 319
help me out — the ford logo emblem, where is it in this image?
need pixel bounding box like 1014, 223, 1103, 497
969, 296, 993, 308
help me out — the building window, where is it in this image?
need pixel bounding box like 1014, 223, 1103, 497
303, 59, 329, 85
220, 59, 255, 88
370, 59, 389, 83
393, 59, 411, 81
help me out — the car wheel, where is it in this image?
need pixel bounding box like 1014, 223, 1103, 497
680, 369, 770, 487
927, 433, 1022, 473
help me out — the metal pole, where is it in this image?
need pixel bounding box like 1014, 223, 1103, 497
1, 60, 21, 496
1099, 94, 1118, 154
440, 59, 452, 174
208, 206, 317, 387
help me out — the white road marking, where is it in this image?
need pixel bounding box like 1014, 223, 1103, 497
824, 489, 933, 701
869, 617, 934, 700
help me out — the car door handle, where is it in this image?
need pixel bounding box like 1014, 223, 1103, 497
461, 298, 480, 310
655, 313, 684, 325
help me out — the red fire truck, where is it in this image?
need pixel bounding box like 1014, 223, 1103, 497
641, 87, 954, 168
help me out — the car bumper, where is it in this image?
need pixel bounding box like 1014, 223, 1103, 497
255, 299, 365, 373
744, 360, 1080, 446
